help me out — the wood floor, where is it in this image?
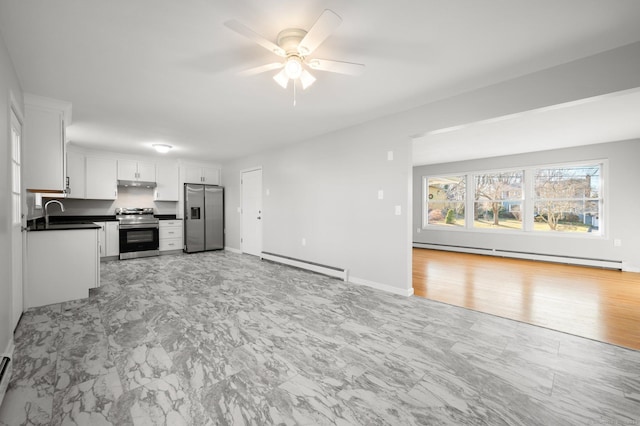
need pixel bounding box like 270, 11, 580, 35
413, 248, 640, 351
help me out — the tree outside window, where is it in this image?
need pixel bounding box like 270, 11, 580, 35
424, 175, 465, 227
534, 165, 601, 233
474, 171, 523, 230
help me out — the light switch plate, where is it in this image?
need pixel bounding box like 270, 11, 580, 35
387, 151, 394, 161
395, 205, 401, 215
378, 190, 384, 200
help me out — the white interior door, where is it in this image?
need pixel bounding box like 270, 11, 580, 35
241, 168, 262, 256
10, 108, 24, 331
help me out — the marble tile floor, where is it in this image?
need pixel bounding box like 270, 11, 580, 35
1, 251, 639, 425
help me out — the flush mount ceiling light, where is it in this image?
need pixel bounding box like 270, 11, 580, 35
152, 143, 172, 153
225, 9, 364, 104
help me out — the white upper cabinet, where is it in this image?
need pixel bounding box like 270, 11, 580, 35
66, 150, 86, 199
155, 162, 179, 201
23, 94, 72, 192
86, 156, 118, 199
117, 159, 155, 182
182, 165, 220, 185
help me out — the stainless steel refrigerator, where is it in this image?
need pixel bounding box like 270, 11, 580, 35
184, 184, 224, 253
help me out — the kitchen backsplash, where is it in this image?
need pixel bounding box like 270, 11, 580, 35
28, 186, 178, 219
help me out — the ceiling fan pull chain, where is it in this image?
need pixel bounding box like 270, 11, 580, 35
293, 79, 297, 107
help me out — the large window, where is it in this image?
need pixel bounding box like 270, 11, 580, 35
424, 175, 465, 227
474, 171, 523, 230
422, 162, 603, 236
533, 165, 601, 234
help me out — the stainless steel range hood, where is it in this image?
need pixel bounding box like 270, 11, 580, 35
117, 179, 157, 188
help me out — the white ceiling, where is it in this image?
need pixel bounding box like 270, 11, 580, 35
2, 0, 640, 163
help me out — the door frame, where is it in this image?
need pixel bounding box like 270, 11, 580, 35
9, 91, 25, 332
240, 167, 262, 256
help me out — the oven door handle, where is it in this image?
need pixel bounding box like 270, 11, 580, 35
119, 224, 159, 230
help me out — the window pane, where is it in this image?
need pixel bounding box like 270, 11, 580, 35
534, 200, 599, 233
474, 202, 522, 230
428, 202, 465, 227
535, 166, 600, 199
533, 164, 601, 234
474, 171, 523, 229
425, 176, 465, 227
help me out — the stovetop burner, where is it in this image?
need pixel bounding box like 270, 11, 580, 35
116, 207, 158, 225
115, 207, 155, 216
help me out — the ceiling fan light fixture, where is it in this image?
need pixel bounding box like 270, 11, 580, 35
284, 56, 303, 79
273, 68, 289, 89
152, 143, 172, 153
300, 69, 316, 90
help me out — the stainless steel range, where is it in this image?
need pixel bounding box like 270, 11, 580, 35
116, 207, 160, 260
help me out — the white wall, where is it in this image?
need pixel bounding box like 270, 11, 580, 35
222, 41, 640, 296
0, 30, 23, 355
222, 121, 413, 295
413, 139, 640, 271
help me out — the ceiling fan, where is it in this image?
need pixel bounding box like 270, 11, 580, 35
224, 9, 365, 94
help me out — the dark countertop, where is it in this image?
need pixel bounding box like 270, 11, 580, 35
155, 214, 178, 220
49, 215, 118, 223
28, 215, 114, 231
28, 222, 102, 231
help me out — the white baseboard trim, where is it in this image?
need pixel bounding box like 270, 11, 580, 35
261, 252, 348, 281
413, 243, 623, 270
224, 247, 242, 255
349, 276, 414, 297
622, 262, 640, 273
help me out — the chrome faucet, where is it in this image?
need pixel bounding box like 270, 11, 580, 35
44, 199, 65, 227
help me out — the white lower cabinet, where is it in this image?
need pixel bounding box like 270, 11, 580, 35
160, 219, 183, 252
26, 228, 100, 308
95, 221, 120, 258
106, 222, 120, 257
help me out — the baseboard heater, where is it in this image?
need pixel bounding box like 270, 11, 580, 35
261, 252, 348, 281
413, 242, 623, 270
0, 356, 11, 407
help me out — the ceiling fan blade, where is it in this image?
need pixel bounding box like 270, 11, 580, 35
239, 62, 283, 76
307, 58, 365, 76
297, 9, 342, 56
224, 20, 286, 57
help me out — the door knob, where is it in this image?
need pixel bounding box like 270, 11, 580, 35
257, 216, 261, 220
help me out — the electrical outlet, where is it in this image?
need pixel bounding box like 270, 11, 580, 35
417, 228, 421, 233
614, 239, 622, 247
266, 188, 270, 196
378, 190, 384, 200
387, 151, 394, 161
302, 238, 306, 246
395, 205, 401, 215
